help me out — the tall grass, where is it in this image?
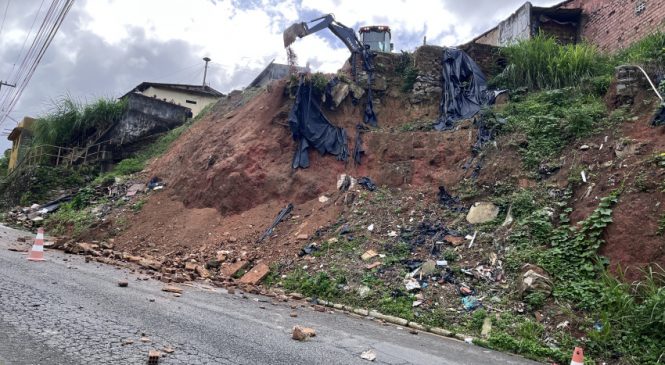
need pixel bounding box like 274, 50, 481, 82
495, 34, 612, 90
619, 31, 665, 77
32, 96, 127, 147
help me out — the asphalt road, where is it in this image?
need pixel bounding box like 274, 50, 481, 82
0, 225, 539, 365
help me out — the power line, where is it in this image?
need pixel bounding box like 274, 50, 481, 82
0, 0, 10, 39
0, 0, 74, 130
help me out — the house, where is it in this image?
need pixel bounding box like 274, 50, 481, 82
121, 82, 224, 117
247, 60, 306, 89
470, 0, 665, 52
7, 117, 35, 172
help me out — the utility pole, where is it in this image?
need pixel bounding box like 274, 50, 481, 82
202, 57, 211, 86
0, 80, 16, 91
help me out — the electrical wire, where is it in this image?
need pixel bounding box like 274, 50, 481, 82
0, 0, 10, 40
0, 0, 74, 129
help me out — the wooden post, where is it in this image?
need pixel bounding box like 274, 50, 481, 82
56, 147, 61, 166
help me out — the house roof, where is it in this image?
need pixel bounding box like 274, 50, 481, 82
121, 82, 224, 99
247, 60, 306, 89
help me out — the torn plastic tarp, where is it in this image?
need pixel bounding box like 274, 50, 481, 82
257, 203, 293, 242
357, 176, 377, 191
434, 48, 496, 131
289, 79, 349, 169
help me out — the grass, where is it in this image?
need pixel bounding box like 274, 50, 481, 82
494, 34, 612, 91
45, 201, 94, 238
32, 96, 127, 147
499, 88, 607, 171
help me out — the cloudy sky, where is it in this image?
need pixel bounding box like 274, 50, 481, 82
0, 0, 561, 149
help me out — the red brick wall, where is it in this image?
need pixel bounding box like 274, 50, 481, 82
560, 0, 665, 52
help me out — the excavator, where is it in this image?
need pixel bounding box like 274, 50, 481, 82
283, 14, 392, 77
283, 14, 390, 125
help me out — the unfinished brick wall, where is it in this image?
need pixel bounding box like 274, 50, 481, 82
560, 0, 665, 52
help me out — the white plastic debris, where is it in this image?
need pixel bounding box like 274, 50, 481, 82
367, 224, 375, 232
360, 349, 377, 361
436, 260, 448, 267
581, 171, 587, 183
464, 337, 474, 344
318, 195, 330, 203
404, 278, 421, 291
387, 231, 397, 237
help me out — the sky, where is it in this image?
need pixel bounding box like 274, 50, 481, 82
0, 0, 562, 150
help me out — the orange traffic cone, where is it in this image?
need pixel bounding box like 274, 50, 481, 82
27, 228, 46, 261
570, 347, 584, 365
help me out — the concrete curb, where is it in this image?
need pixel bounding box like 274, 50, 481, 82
318, 300, 474, 344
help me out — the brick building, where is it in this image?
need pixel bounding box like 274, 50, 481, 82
470, 0, 665, 53
559, 0, 665, 52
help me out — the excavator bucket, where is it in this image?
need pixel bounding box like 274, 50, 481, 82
283, 22, 307, 48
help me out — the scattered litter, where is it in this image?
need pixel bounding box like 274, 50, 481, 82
436, 260, 448, 267
365, 262, 381, 270
556, 320, 570, 329
464, 337, 474, 344
318, 195, 329, 203
361, 250, 378, 261
468, 230, 478, 249
412, 300, 423, 307
387, 231, 397, 237
299, 243, 318, 257
581, 171, 587, 183
360, 349, 377, 361
147, 177, 164, 190
404, 278, 421, 291
257, 203, 293, 242
367, 224, 375, 232
357, 177, 377, 191
462, 296, 481, 311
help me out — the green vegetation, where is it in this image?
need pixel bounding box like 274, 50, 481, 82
32, 96, 127, 147
499, 88, 607, 171
619, 31, 665, 70
396, 51, 418, 93
495, 34, 611, 90
282, 269, 346, 299
45, 201, 95, 238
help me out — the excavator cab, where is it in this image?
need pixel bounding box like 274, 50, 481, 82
359, 26, 393, 53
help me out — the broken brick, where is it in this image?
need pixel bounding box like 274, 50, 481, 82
221, 260, 248, 277
239, 263, 270, 285
444, 235, 465, 246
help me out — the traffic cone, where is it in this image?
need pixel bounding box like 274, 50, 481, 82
570, 347, 584, 365
27, 228, 46, 261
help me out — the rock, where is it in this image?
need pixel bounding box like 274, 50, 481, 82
292, 326, 315, 341
519, 264, 553, 298
163, 346, 175, 354
466, 202, 500, 224
360, 250, 378, 261
216, 250, 230, 262
290, 292, 304, 300
357, 285, 371, 298
360, 349, 377, 361
140, 337, 151, 343
349, 83, 365, 99
227, 236, 238, 243
221, 260, 248, 277
184, 262, 197, 271
296, 234, 308, 240
290, 312, 298, 317
195, 265, 211, 279
139, 258, 162, 271
122, 339, 134, 345
331, 82, 350, 107
161, 286, 183, 294
444, 235, 464, 246
318, 195, 330, 203
404, 278, 421, 291
239, 263, 270, 285
481, 317, 492, 338
118, 280, 129, 287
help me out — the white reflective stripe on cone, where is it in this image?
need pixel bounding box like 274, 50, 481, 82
31, 246, 44, 252
36, 233, 44, 240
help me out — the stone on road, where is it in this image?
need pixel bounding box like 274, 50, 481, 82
0, 225, 538, 364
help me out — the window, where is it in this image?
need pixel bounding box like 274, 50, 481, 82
185, 99, 197, 104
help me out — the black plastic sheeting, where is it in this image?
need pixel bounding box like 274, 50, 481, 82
434, 48, 496, 131
289, 78, 349, 169
357, 176, 377, 191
